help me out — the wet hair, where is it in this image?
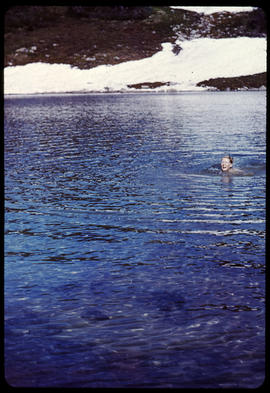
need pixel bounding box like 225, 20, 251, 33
223, 155, 233, 164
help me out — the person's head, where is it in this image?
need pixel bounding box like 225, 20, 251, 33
221, 155, 233, 172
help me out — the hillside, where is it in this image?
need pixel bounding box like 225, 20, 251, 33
4, 6, 267, 93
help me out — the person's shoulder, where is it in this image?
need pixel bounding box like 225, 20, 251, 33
228, 168, 244, 174
229, 168, 252, 176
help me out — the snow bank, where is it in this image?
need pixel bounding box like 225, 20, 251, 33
170, 7, 255, 14
4, 37, 266, 95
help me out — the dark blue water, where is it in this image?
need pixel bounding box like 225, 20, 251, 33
5, 92, 265, 388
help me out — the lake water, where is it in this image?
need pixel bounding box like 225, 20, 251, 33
4, 92, 265, 388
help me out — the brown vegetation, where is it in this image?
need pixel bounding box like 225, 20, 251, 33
5, 6, 266, 70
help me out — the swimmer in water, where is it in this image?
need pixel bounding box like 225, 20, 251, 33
221, 155, 245, 175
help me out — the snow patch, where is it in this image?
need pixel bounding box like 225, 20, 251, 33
170, 7, 256, 14
4, 37, 266, 95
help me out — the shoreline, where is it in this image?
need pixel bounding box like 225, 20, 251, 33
4, 88, 266, 98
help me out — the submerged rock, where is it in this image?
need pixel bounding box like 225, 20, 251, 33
81, 308, 110, 321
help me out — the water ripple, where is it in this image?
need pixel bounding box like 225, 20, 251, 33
5, 92, 265, 388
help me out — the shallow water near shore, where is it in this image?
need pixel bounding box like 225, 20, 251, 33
4, 91, 265, 388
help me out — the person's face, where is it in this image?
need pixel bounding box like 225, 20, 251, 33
221, 157, 232, 172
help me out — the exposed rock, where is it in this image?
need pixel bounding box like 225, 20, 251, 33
197, 72, 266, 91
172, 43, 182, 55
16, 47, 28, 53
127, 82, 171, 89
